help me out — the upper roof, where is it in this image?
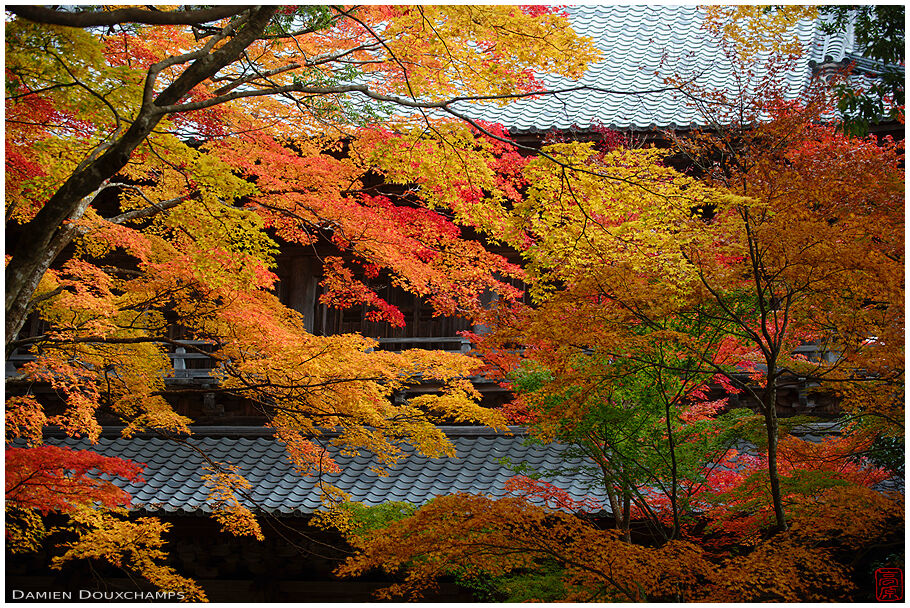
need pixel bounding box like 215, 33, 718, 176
457, 5, 855, 133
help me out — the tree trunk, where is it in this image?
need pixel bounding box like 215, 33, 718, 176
762, 377, 788, 532
664, 396, 680, 540
620, 492, 632, 543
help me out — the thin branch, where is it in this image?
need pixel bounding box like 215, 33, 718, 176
7, 6, 253, 28
105, 190, 189, 224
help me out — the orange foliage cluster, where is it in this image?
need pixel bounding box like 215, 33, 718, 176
335, 491, 899, 602
336, 493, 713, 602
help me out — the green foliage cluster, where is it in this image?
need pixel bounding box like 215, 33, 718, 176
452, 559, 569, 602
334, 500, 418, 540
819, 5, 905, 134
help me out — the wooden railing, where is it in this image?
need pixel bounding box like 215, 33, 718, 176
5, 340, 220, 380
168, 340, 219, 380
5, 337, 474, 380
374, 336, 472, 353
5, 339, 840, 381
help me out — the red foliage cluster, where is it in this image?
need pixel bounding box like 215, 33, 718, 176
504, 475, 603, 512
519, 5, 567, 18
6, 445, 144, 515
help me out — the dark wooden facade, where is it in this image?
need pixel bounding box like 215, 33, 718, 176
6, 515, 475, 603
274, 247, 475, 345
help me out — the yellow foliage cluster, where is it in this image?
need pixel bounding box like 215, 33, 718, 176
703, 5, 818, 60
52, 507, 207, 601
369, 6, 598, 100
201, 465, 265, 541
5, 505, 48, 554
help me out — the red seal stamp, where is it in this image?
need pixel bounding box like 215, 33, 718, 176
875, 568, 904, 602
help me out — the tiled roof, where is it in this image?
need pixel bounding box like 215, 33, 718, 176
42, 427, 610, 516
841, 52, 905, 77
456, 5, 855, 133
34, 422, 901, 516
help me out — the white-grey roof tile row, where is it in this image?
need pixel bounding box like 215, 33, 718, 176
45, 433, 607, 516
455, 5, 855, 132
31, 420, 900, 516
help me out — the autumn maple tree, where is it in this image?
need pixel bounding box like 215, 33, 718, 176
327, 114, 904, 600
6, 5, 904, 601
322, 23, 903, 601
705, 5, 904, 134
328, 488, 901, 602
483, 328, 753, 543
486, 72, 902, 535
5, 5, 603, 596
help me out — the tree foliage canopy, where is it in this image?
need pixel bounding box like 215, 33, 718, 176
5, 6, 904, 601
326, 16, 904, 601
705, 5, 905, 133
5, 5, 598, 595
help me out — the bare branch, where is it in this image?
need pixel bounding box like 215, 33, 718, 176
7, 6, 253, 28
104, 189, 189, 225
143, 11, 251, 108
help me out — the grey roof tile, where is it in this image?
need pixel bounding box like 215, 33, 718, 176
37, 423, 892, 518
456, 5, 857, 132
39, 430, 608, 516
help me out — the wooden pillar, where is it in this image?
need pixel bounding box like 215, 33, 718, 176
285, 257, 319, 332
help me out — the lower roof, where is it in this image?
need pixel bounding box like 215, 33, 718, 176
40, 427, 608, 517
31, 422, 891, 518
